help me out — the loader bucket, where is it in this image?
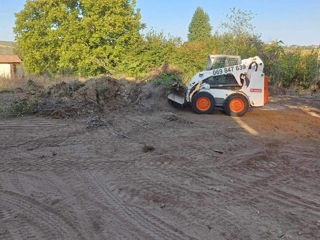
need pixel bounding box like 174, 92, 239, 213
168, 92, 186, 108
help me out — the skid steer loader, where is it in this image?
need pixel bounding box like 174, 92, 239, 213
168, 54, 269, 117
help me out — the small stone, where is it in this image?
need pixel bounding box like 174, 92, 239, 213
87, 116, 105, 129
208, 186, 221, 192
51, 198, 61, 205
142, 145, 155, 153
162, 113, 178, 122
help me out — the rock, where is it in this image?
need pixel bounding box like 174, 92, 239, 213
87, 116, 106, 129
142, 145, 155, 153
162, 112, 178, 121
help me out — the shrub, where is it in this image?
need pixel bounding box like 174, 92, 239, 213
7, 96, 42, 117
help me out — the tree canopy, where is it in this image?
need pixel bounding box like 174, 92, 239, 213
14, 0, 144, 75
14, 4, 318, 88
188, 7, 212, 42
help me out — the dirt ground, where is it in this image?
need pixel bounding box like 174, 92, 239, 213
0, 93, 320, 240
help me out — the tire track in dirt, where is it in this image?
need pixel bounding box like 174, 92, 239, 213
136, 156, 227, 187
213, 142, 320, 220
136, 143, 320, 224
0, 190, 85, 240
0, 156, 136, 172
0, 175, 72, 240
134, 152, 245, 195
224, 179, 320, 216
226, 177, 320, 218
131, 154, 255, 239
57, 171, 152, 240
141, 173, 253, 239
84, 171, 198, 240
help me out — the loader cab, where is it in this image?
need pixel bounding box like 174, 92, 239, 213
206, 55, 241, 70
203, 74, 242, 90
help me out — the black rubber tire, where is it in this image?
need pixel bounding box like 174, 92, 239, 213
191, 92, 215, 114
224, 94, 249, 117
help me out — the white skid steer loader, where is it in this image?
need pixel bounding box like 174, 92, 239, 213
168, 54, 269, 117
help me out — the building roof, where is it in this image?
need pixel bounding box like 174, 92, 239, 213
0, 55, 22, 64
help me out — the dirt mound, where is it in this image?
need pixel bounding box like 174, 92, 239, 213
137, 83, 169, 111
1, 76, 169, 118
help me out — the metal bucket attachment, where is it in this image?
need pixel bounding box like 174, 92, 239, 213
168, 93, 186, 108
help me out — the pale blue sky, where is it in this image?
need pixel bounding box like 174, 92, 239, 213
0, 0, 319, 46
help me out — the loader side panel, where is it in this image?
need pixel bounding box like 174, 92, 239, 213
200, 89, 235, 107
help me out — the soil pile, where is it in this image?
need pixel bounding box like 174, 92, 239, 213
4, 76, 169, 118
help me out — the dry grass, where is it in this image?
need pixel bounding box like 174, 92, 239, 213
0, 77, 26, 91
0, 74, 84, 92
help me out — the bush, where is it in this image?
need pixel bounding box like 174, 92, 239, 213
153, 72, 185, 93
117, 31, 181, 78
7, 96, 42, 117
150, 64, 186, 94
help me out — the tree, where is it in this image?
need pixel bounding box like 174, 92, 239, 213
261, 40, 284, 85
14, 0, 144, 76
188, 7, 212, 42
222, 8, 255, 38
221, 8, 259, 56
118, 31, 181, 77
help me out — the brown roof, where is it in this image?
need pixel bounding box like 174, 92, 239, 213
0, 55, 22, 63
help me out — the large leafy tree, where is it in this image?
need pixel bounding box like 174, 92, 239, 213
188, 7, 212, 42
14, 0, 144, 75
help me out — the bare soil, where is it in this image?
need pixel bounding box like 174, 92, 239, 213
0, 91, 320, 239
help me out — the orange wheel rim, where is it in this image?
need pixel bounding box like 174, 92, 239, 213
196, 97, 211, 111
230, 98, 245, 113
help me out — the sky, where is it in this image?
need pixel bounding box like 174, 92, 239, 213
0, 0, 319, 46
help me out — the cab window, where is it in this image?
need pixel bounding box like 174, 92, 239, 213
204, 74, 238, 86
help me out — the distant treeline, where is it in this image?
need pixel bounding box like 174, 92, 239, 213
14, 1, 319, 88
